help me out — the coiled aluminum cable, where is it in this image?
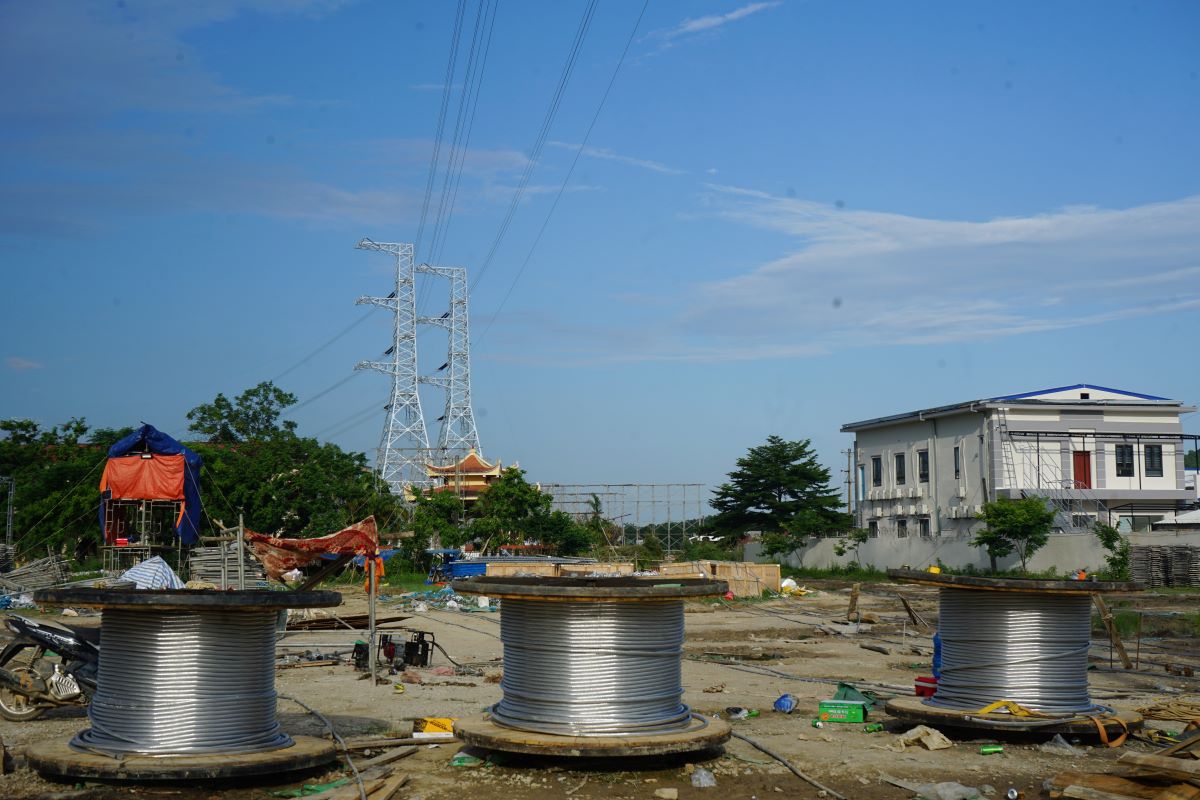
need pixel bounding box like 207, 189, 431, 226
492, 598, 693, 737
72, 609, 291, 756
930, 588, 1102, 715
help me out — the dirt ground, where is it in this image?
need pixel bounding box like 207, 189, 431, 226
2, 581, 1198, 800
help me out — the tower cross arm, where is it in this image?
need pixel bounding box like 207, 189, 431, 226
356, 296, 401, 310
356, 360, 403, 374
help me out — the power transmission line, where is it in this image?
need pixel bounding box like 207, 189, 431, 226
269, 311, 376, 384
474, 0, 649, 349
469, 0, 600, 296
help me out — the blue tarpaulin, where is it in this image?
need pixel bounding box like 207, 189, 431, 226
99, 424, 203, 545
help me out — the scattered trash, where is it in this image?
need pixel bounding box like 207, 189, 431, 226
451, 752, 484, 767
1038, 734, 1082, 756
773, 693, 799, 714
399, 670, 423, 684
691, 767, 718, 788
270, 777, 353, 797
476, 595, 490, 608
810, 719, 824, 729
61, 607, 78, 617
413, 717, 455, 738
282, 568, 303, 584
725, 707, 757, 720
392, 683, 405, 694
864, 723, 884, 733
703, 683, 727, 694
890, 725, 954, 751
913, 781, 983, 800
817, 699, 868, 723
979, 744, 1004, 755
653, 789, 679, 800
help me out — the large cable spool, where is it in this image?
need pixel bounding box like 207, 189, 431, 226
451, 576, 732, 756
883, 569, 1144, 740
931, 588, 1097, 714
27, 588, 342, 780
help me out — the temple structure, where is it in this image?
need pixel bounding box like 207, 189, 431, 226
424, 449, 502, 504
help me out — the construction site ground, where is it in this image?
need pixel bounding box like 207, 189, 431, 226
1, 580, 1198, 800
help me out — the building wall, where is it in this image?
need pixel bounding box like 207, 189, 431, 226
747, 527, 1200, 573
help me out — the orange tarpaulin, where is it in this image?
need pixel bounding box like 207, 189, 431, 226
100, 454, 186, 500
246, 516, 379, 581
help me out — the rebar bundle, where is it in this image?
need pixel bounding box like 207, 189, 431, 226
931, 588, 1100, 714
187, 543, 267, 588
73, 609, 289, 756
0, 555, 70, 592
492, 598, 692, 737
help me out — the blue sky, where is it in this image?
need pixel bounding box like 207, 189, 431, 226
2, 0, 1198, 495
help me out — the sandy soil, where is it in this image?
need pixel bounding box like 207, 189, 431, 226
1, 582, 1198, 800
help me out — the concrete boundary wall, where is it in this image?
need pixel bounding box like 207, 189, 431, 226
747, 528, 1200, 574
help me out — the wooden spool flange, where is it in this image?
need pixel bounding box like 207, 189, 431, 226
885, 695, 1143, 739
454, 713, 730, 757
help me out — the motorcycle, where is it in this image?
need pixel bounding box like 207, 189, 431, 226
0, 614, 99, 721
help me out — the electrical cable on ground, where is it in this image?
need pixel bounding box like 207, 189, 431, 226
725, 727, 848, 800
280, 694, 367, 800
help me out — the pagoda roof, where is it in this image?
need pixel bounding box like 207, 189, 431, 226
426, 449, 500, 475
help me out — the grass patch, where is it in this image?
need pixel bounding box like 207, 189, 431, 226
781, 564, 890, 582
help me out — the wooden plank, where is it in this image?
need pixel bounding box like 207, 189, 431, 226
1119, 754, 1200, 781
353, 746, 417, 771
1152, 785, 1200, 800
896, 593, 930, 628
340, 735, 454, 751
1049, 772, 1160, 799
368, 773, 410, 800
276, 659, 340, 670
1094, 594, 1134, 670
484, 562, 559, 577
847, 583, 861, 621
1064, 787, 1153, 800
295, 554, 353, 592
1048, 772, 1161, 800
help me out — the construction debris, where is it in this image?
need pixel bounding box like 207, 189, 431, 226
0, 555, 70, 592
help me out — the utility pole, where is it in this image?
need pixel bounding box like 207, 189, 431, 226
841, 448, 854, 517
355, 239, 431, 495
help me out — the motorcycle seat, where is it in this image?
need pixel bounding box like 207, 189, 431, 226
38, 619, 101, 646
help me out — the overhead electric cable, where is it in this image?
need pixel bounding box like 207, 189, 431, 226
289, 371, 363, 413
469, 0, 600, 294
474, 0, 649, 349
269, 312, 376, 384
426, 0, 501, 267
414, 0, 470, 263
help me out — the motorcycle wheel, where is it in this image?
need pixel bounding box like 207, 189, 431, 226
0, 665, 46, 721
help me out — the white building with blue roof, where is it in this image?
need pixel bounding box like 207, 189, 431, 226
825, 384, 1200, 571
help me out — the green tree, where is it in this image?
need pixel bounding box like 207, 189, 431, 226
833, 528, 871, 564
1093, 522, 1131, 580
186, 381, 297, 443
1187, 448, 1199, 469
410, 488, 467, 550
529, 509, 593, 556
972, 496, 1056, 573
710, 435, 852, 556
469, 466, 551, 549
0, 419, 133, 561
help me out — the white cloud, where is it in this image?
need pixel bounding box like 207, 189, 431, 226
5, 357, 43, 371
548, 141, 686, 175
667, 187, 1200, 357
653, 2, 781, 42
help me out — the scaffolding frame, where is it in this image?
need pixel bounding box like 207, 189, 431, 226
541, 483, 708, 553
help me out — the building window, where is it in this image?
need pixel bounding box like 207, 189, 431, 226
918, 518, 931, 538
1116, 444, 1135, 478
953, 446, 961, 480
1145, 445, 1163, 478
895, 453, 906, 485
871, 456, 882, 487
857, 465, 865, 500
867, 520, 878, 538
896, 518, 908, 538
918, 450, 929, 483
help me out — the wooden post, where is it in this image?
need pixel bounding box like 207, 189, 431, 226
368, 556, 378, 685
237, 513, 246, 591
1092, 594, 1133, 670
846, 583, 861, 622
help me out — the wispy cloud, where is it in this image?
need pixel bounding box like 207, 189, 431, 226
486, 189, 1200, 364
661, 2, 782, 40
5, 357, 43, 371
548, 141, 686, 175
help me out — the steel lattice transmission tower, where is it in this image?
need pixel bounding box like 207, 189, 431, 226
418, 265, 481, 465
354, 240, 431, 494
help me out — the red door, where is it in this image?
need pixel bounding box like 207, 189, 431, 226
1072, 451, 1092, 489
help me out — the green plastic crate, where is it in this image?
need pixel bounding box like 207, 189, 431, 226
817, 699, 868, 723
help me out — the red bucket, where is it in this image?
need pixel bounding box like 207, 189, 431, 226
915, 676, 938, 697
